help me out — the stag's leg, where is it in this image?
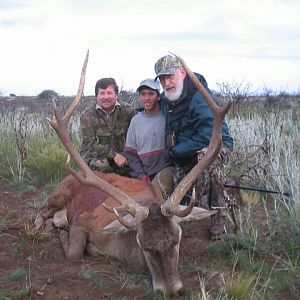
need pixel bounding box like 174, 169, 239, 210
86, 242, 101, 256
59, 230, 70, 254
60, 225, 87, 260
34, 207, 60, 231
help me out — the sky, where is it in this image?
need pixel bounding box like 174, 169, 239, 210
0, 0, 300, 96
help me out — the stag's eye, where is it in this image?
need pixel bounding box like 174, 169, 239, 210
144, 249, 158, 256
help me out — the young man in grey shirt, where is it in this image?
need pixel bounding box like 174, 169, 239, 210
124, 79, 174, 197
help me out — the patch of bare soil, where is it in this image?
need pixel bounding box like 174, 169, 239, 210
0, 182, 227, 299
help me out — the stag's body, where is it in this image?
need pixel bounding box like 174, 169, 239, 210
35, 171, 185, 295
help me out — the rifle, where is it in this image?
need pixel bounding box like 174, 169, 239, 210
224, 183, 290, 197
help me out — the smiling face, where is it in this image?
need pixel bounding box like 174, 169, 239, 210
97, 85, 118, 112
139, 88, 161, 114
159, 68, 186, 102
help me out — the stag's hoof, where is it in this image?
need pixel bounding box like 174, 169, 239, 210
209, 221, 234, 240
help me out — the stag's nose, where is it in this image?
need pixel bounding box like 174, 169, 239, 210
155, 280, 184, 297
169, 282, 185, 297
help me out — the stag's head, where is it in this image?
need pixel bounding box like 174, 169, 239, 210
122, 201, 182, 296
47, 50, 231, 297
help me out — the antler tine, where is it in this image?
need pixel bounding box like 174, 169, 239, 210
63, 50, 89, 125
47, 50, 93, 177
50, 50, 89, 128
171, 52, 231, 117
47, 51, 149, 226
161, 53, 231, 217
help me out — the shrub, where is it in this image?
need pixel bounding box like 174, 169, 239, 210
6, 267, 27, 282
37, 89, 58, 100
25, 136, 70, 185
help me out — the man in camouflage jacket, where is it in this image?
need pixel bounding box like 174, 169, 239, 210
80, 77, 133, 175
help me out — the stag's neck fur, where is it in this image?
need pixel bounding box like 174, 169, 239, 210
87, 227, 146, 268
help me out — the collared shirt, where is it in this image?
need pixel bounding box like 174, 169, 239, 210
95, 101, 121, 117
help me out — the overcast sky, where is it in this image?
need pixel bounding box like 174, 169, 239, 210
0, 0, 299, 96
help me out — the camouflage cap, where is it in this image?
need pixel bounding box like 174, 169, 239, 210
154, 55, 182, 81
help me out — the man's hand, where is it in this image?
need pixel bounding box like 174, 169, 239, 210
163, 148, 175, 162
218, 146, 231, 163
197, 145, 230, 163
139, 175, 151, 183
114, 153, 128, 167
197, 147, 208, 161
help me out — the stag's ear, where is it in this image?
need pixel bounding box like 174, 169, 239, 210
103, 214, 138, 231
176, 206, 217, 223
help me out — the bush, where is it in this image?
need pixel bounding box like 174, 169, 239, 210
25, 136, 70, 185
37, 89, 58, 100
0, 134, 25, 182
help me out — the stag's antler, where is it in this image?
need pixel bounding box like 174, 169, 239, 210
161, 53, 232, 217
47, 50, 149, 228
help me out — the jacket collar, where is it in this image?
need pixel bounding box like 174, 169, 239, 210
96, 101, 120, 114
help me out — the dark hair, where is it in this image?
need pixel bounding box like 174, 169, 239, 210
94, 78, 119, 96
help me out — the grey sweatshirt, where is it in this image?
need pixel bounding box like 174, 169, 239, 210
124, 110, 171, 178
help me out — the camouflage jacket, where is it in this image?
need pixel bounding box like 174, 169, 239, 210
80, 103, 133, 165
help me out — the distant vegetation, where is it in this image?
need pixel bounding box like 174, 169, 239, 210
0, 82, 299, 185
37, 89, 59, 100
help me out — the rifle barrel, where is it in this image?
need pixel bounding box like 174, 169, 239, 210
224, 184, 290, 197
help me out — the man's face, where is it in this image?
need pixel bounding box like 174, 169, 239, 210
97, 85, 117, 112
159, 68, 186, 102
139, 88, 160, 113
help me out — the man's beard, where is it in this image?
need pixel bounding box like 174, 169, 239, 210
163, 75, 184, 102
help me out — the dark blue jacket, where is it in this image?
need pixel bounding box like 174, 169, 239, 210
160, 73, 233, 165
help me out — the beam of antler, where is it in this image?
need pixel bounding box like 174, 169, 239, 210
47, 50, 149, 227
161, 53, 232, 217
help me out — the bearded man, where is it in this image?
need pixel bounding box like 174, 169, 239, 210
154, 55, 234, 239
